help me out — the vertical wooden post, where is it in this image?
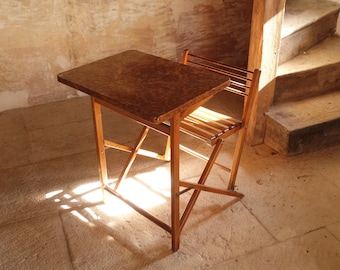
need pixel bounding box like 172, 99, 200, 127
170, 113, 181, 251
247, 0, 286, 145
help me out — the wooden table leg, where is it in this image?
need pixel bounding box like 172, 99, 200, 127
91, 97, 108, 198
170, 113, 181, 251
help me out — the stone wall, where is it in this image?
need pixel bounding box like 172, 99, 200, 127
0, 0, 252, 112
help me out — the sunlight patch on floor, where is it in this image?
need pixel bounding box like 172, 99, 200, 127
45, 166, 171, 223
100, 166, 170, 216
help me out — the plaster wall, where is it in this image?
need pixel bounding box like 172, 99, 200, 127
0, 0, 252, 112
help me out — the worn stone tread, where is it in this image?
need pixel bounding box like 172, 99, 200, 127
278, 35, 340, 76
267, 91, 340, 131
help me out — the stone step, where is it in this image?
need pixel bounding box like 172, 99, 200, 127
275, 36, 340, 103
279, 0, 340, 65
264, 91, 340, 156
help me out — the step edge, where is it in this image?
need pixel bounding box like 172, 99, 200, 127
281, 7, 340, 39
277, 39, 340, 76
266, 91, 340, 131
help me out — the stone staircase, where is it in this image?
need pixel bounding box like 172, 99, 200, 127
264, 0, 340, 156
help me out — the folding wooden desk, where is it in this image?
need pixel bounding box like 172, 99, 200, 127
57, 50, 229, 251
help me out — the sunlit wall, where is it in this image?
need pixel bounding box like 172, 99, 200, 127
0, 0, 253, 112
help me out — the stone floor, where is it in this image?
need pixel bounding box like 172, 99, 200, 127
0, 96, 339, 270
